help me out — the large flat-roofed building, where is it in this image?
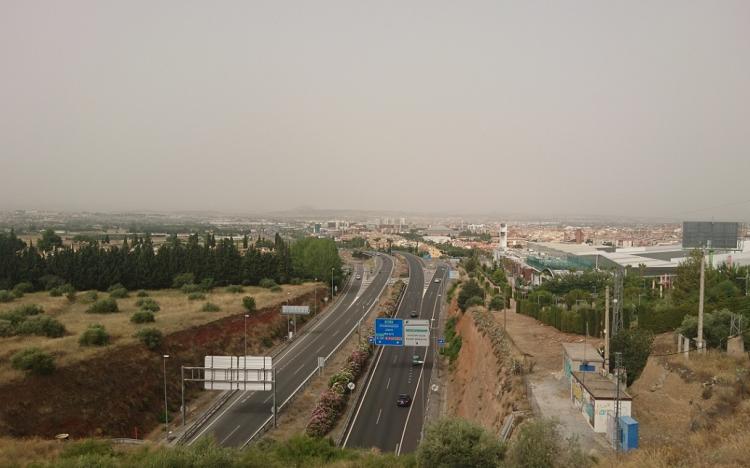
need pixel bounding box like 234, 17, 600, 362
526, 240, 750, 277
562, 343, 604, 382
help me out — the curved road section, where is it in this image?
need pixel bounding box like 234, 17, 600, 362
186, 253, 394, 447
343, 252, 448, 454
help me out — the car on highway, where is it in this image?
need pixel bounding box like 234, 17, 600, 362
434, 278, 441, 283
396, 393, 412, 407
412, 355, 424, 366
410, 310, 418, 318
355, 275, 361, 280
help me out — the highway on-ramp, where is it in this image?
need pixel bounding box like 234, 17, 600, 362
343, 252, 448, 454
186, 253, 394, 447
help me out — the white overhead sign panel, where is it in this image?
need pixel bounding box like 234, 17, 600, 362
282, 305, 310, 315
404, 319, 430, 347
203, 356, 273, 391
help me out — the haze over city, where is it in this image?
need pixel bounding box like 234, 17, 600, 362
2, 1, 749, 219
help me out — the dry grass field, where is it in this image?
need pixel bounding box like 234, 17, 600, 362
0, 283, 319, 383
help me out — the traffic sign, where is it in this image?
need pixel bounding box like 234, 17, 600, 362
368, 336, 375, 344
437, 338, 445, 346
374, 318, 404, 346
404, 319, 430, 347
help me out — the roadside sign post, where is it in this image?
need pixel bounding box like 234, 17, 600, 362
404, 319, 430, 347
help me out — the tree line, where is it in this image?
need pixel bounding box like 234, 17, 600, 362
0, 229, 342, 292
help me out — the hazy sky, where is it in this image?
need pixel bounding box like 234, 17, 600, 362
2, 1, 749, 219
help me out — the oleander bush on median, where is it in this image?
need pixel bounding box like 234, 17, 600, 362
11, 348, 55, 375
79, 324, 110, 346
87, 298, 119, 314
306, 341, 373, 438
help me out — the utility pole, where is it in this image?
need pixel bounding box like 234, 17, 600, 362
604, 285, 610, 371
162, 354, 170, 436
614, 352, 622, 451
697, 250, 706, 353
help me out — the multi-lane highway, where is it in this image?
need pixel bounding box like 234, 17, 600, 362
343, 252, 448, 454
185, 253, 394, 447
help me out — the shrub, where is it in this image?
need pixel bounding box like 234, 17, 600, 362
0, 319, 13, 337
417, 418, 506, 468
11, 348, 55, 375
457, 279, 484, 311
610, 328, 654, 385
199, 277, 214, 291
80, 290, 99, 303
226, 285, 244, 294
507, 418, 591, 468
259, 278, 278, 289
107, 283, 126, 293
50, 284, 75, 297
242, 296, 256, 312
489, 295, 504, 311
135, 297, 160, 312
290, 278, 303, 285
60, 439, 114, 459
0, 304, 43, 324
172, 272, 195, 289
136, 328, 163, 350
66, 291, 77, 302
13, 282, 34, 294
131, 310, 156, 323
79, 324, 110, 346
0, 290, 15, 302
16, 315, 66, 338
261, 336, 273, 348
465, 295, 485, 308
270, 285, 283, 292
109, 287, 128, 299
87, 298, 119, 314
188, 292, 206, 301
181, 283, 202, 294
201, 302, 220, 312
136, 289, 149, 297
39, 274, 65, 291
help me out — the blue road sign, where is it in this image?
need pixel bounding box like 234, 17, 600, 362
438, 338, 446, 346
374, 318, 404, 346
368, 336, 375, 344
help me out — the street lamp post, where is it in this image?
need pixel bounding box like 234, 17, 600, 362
162, 354, 170, 436
331, 267, 335, 298
244, 314, 249, 357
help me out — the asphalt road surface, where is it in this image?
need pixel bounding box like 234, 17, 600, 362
343, 252, 448, 454
186, 253, 394, 447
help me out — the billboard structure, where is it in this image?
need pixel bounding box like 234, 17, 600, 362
374, 318, 430, 347
180, 355, 276, 430
404, 319, 430, 347
201, 356, 273, 391
682, 222, 742, 250
282, 305, 310, 315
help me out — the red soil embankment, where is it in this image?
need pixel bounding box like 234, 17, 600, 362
0, 288, 325, 438
447, 305, 528, 434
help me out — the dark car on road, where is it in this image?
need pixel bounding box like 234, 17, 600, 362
397, 393, 412, 407
410, 310, 418, 318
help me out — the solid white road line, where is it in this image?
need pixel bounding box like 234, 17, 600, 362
376, 408, 383, 425
220, 424, 241, 445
